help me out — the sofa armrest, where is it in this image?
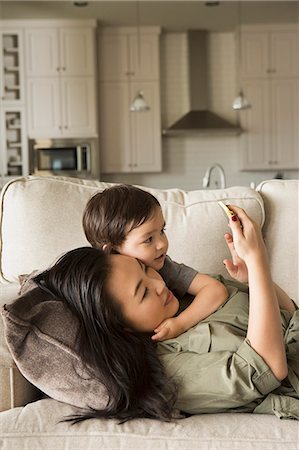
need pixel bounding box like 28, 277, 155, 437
257, 179, 299, 304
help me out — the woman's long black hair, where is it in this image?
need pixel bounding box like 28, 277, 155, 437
34, 247, 178, 423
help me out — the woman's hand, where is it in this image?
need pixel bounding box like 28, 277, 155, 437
226, 206, 267, 265
223, 232, 248, 283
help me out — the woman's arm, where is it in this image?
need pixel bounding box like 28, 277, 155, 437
228, 207, 288, 381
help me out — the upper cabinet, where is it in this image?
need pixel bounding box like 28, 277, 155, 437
98, 27, 162, 174
240, 29, 298, 79
99, 32, 159, 81
26, 27, 95, 77
239, 25, 299, 171
25, 21, 97, 139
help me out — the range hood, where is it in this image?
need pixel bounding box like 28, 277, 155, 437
164, 30, 241, 136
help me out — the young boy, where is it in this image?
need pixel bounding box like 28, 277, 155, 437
83, 184, 228, 341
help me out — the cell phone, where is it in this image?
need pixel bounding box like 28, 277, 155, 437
218, 201, 235, 220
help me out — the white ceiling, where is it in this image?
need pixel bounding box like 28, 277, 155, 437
1, 1, 299, 31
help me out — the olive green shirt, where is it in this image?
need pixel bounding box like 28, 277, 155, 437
157, 277, 299, 420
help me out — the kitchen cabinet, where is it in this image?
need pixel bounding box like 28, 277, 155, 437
240, 79, 299, 170
240, 29, 298, 79
25, 21, 97, 139
0, 25, 28, 186
239, 25, 299, 170
98, 27, 162, 173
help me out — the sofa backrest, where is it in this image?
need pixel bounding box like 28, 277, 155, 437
0, 176, 264, 285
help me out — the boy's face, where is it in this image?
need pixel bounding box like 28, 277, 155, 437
116, 207, 169, 271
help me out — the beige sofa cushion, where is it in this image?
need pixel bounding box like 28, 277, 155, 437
1, 398, 298, 450
0, 176, 264, 283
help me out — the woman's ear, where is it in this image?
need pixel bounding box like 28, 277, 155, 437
102, 244, 108, 251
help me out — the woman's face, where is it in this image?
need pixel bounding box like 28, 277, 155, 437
106, 254, 179, 332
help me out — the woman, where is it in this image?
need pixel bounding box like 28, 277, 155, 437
34, 206, 299, 422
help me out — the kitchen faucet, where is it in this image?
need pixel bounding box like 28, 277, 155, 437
202, 163, 226, 189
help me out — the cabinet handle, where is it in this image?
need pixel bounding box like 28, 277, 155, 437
59, 126, 62, 130
57, 67, 60, 71
64, 125, 68, 129
62, 67, 66, 71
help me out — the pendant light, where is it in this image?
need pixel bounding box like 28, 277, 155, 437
130, 91, 150, 112
130, 1, 151, 112
232, 1, 251, 111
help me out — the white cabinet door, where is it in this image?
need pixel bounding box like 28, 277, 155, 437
240, 80, 271, 170
25, 28, 59, 77
60, 28, 94, 76
26, 27, 94, 77
98, 27, 161, 173
240, 32, 269, 78
129, 34, 159, 80
98, 35, 128, 81
62, 77, 97, 137
130, 82, 162, 172
98, 32, 159, 82
26, 24, 97, 139
271, 79, 299, 168
270, 32, 298, 78
99, 82, 132, 172
100, 81, 162, 173
240, 29, 298, 79
27, 78, 61, 138
240, 79, 299, 170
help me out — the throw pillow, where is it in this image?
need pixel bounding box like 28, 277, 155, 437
1, 285, 108, 411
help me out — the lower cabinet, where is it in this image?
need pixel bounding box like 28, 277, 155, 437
240, 78, 299, 170
99, 81, 162, 173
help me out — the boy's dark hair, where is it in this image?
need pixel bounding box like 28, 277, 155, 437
83, 184, 161, 252
34, 247, 177, 423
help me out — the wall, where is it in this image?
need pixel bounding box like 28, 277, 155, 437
102, 31, 299, 190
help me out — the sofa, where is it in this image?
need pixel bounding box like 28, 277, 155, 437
0, 175, 298, 450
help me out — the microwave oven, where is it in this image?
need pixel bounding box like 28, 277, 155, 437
34, 144, 91, 175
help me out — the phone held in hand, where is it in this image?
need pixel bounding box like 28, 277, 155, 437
218, 201, 235, 220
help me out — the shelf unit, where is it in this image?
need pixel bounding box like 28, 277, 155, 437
0, 26, 28, 187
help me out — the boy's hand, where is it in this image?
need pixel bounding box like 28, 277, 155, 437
223, 232, 248, 283
152, 317, 185, 341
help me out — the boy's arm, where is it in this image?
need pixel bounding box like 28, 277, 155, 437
152, 274, 228, 341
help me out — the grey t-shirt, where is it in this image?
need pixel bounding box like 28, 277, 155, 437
159, 255, 197, 298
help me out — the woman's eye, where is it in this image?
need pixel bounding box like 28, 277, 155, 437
142, 287, 149, 300
161, 227, 166, 235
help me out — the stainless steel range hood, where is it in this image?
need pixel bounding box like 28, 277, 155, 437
164, 30, 241, 136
